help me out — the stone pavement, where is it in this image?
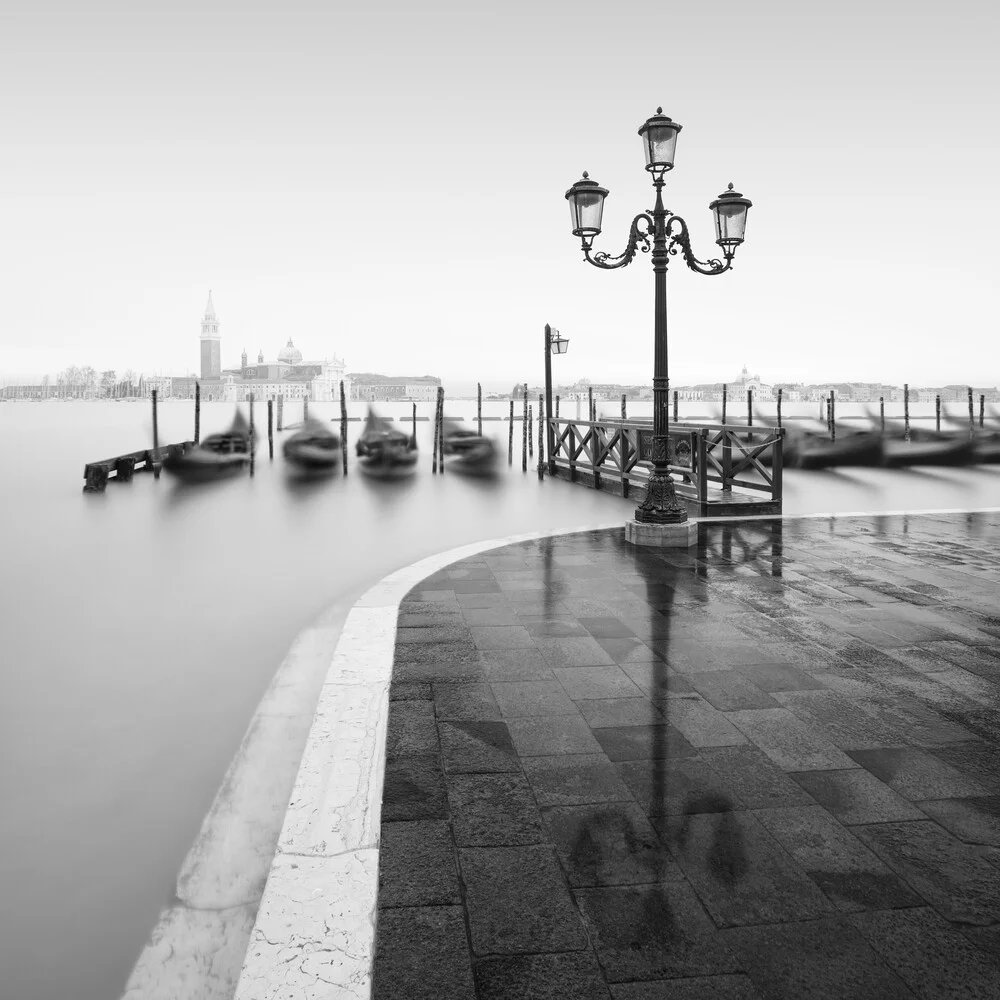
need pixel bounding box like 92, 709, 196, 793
372, 512, 1000, 1000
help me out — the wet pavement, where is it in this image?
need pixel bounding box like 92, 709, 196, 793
373, 512, 1000, 999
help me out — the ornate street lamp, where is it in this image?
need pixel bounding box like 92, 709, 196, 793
544, 324, 570, 474
565, 108, 751, 532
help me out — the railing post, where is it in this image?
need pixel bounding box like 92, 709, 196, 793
722, 427, 732, 491
747, 389, 753, 444
697, 429, 708, 503
568, 422, 576, 482
772, 427, 784, 504
621, 393, 627, 420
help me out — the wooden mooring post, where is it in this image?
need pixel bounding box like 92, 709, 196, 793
555, 395, 560, 418
674, 390, 679, 422
588, 386, 594, 423
721, 384, 727, 424
880, 396, 885, 432
267, 400, 274, 459
277, 394, 284, 432
477, 382, 482, 436
151, 390, 160, 479
508, 399, 514, 464
194, 382, 201, 444
980, 394, 986, 428
936, 394, 941, 432
904, 384, 910, 442
747, 389, 753, 443
528, 405, 533, 458
432, 391, 440, 473
776, 387, 782, 428
248, 393, 255, 476
830, 391, 836, 442
968, 386, 975, 437
537, 394, 544, 479
411, 402, 417, 447
522, 383, 529, 473
339, 382, 348, 474
621, 394, 627, 420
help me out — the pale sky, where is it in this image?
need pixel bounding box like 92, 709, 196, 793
1, 0, 997, 387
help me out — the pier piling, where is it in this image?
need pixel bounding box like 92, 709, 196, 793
249, 394, 255, 476
721, 384, 728, 424
904, 384, 910, 442
508, 400, 514, 464
980, 394, 986, 428
522, 384, 529, 473
674, 390, 679, 422
830, 391, 836, 442
776, 387, 782, 428
537, 394, 544, 479
968, 386, 974, 437
621, 394, 626, 420
151, 390, 160, 479
477, 383, 482, 436
267, 400, 274, 459
339, 383, 348, 474
412, 403, 417, 447
432, 394, 440, 473
936, 394, 941, 432
588, 386, 594, 424
194, 382, 201, 444
880, 396, 885, 432
747, 389, 753, 443
439, 387, 446, 474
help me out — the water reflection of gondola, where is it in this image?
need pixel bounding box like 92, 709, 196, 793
356, 406, 418, 478
441, 417, 497, 476
282, 417, 341, 474
161, 408, 253, 483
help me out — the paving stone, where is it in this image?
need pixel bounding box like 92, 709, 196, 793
475, 953, 613, 1000
432, 682, 501, 721
553, 665, 646, 701
771, 689, 910, 750
398, 609, 466, 629
491, 680, 579, 718
438, 721, 519, 774
542, 801, 682, 887
726, 708, 859, 771
579, 616, 638, 637
405, 588, 460, 604
460, 845, 588, 955
524, 617, 591, 637
618, 662, 695, 698
507, 715, 603, 756
854, 820, 1000, 925
962, 924, 1000, 960
789, 767, 925, 825
478, 647, 553, 682
752, 805, 924, 912
382, 754, 449, 821
915, 796, 1000, 848
720, 918, 916, 1000
654, 639, 797, 673
373, 906, 476, 1000
591, 724, 696, 762
452, 580, 503, 594
396, 623, 472, 644
930, 742, 1000, 794
395, 658, 486, 684
663, 697, 750, 747
461, 606, 523, 626
469, 625, 535, 650
683, 671, 778, 711
378, 821, 460, 907
699, 746, 815, 809
575, 698, 666, 730
659, 809, 834, 927
618, 758, 744, 817
848, 747, 990, 800
535, 636, 617, 667
850, 906, 1000, 999
610, 976, 762, 999
523, 754, 638, 807
457, 592, 514, 608
391, 682, 433, 701
446, 773, 544, 847
575, 882, 743, 982
386, 700, 439, 757
594, 636, 667, 663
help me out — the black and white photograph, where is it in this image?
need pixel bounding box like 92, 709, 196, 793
2, 2, 1000, 998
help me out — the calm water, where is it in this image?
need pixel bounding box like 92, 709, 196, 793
0, 399, 997, 1000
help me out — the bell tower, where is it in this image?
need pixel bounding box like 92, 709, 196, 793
200, 291, 221, 379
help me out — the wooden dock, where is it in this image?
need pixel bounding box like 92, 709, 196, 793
83, 442, 194, 492
546, 418, 783, 517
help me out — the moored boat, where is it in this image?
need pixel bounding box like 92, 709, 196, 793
357, 407, 418, 477
283, 418, 341, 473
441, 417, 497, 475
162, 409, 254, 482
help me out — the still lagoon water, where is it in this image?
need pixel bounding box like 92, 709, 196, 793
0, 398, 997, 1000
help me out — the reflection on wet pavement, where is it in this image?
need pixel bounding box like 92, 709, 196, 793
374, 513, 1000, 999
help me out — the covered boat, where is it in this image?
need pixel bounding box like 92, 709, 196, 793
441, 417, 497, 475
872, 412, 976, 467
162, 409, 254, 483
357, 407, 418, 477
283, 418, 341, 473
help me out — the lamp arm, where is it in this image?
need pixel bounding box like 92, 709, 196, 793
665, 215, 733, 275
582, 213, 654, 270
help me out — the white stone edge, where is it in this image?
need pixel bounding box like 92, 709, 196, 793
232, 518, 625, 1000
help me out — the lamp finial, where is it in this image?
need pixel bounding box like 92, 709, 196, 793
583, 171, 589, 179
728, 182, 734, 190
656, 106, 662, 114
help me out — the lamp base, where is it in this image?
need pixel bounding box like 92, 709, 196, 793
625, 518, 699, 549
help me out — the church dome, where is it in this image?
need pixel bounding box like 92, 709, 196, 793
277, 338, 303, 365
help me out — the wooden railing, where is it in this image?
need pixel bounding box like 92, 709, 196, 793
547, 417, 783, 511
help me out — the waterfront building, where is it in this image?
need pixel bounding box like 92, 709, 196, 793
349, 374, 441, 401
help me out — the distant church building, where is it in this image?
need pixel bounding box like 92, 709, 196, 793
195, 292, 350, 403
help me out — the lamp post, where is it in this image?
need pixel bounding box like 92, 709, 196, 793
565, 109, 751, 532
544, 324, 569, 474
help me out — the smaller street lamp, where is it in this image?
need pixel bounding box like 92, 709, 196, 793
544, 324, 569, 473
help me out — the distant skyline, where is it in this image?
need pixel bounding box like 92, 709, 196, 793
1, 2, 998, 387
